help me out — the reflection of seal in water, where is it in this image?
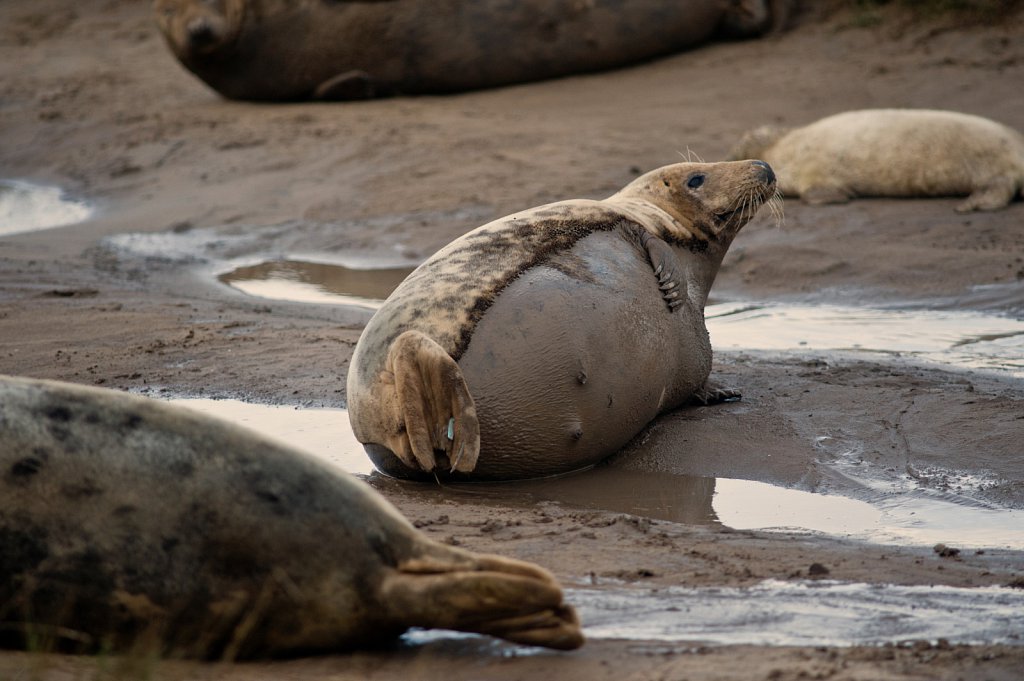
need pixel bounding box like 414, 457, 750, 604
729, 109, 1024, 212
153, 0, 783, 101
0, 376, 582, 658
347, 160, 779, 481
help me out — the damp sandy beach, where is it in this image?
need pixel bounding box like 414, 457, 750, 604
1, 1, 1023, 679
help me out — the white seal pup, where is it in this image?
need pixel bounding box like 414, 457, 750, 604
729, 109, 1024, 212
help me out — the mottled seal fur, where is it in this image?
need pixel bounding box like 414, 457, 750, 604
153, 0, 783, 101
0, 375, 582, 658
729, 109, 1024, 212
347, 160, 779, 481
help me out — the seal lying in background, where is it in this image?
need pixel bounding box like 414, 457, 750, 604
153, 0, 783, 101
348, 160, 780, 481
0, 375, 582, 659
729, 109, 1024, 212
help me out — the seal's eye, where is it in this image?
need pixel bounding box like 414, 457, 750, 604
687, 174, 705, 189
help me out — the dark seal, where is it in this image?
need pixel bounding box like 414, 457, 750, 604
0, 375, 582, 658
153, 0, 784, 101
347, 160, 780, 481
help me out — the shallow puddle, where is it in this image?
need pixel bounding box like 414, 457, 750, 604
170, 398, 374, 476
565, 580, 1024, 646
169, 398, 1024, 550
0, 179, 92, 236
219, 259, 416, 308
707, 301, 1024, 377
402, 577, 1024, 648
453, 464, 1024, 550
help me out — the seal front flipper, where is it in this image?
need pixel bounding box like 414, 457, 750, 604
690, 380, 742, 406
386, 330, 480, 473
636, 229, 685, 312
380, 552, 584, 650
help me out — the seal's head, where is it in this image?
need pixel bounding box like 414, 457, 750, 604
727, 125, 791, 162
613, 160, 780, 247
718, 0, 774, 38
153, 0, 245, 59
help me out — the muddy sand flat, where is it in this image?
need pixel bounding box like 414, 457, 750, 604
1, 1, 1023, 679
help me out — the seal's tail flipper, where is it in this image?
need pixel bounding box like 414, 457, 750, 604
955, 176, 1017, 212
386, 330, 480, 473
380, 553, 584, 650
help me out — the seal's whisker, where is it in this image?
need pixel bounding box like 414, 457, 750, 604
677, 147, 705, 163
765, 191, 785, 228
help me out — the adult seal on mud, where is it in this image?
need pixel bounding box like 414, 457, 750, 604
729, 109, 1024, 212
0, 375, 582, 658
153, 0, 784, 101
347, 160, 780, 481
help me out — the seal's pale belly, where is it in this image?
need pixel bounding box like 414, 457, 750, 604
367, 231, 711, 480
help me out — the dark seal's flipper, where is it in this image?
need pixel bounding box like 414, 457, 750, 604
386, 330, 480, 473
380, 552, 583, 650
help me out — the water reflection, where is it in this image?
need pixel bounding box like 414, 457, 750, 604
706, 301, 1024, 376
219, 259, 416, 308
169, 398, 373, 475
568, 580, 1024, 646
442, 465, 719, 526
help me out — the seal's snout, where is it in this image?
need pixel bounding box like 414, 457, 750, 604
752, 160, 775, 185
186, 17, 220, 51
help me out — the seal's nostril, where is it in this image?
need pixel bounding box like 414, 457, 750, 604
752, 160, 775, 184
187, 18, 216, 48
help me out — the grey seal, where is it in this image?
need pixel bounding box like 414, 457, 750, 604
0, 375, 582, 658
153, 0, 784, 101
347, 160, 779, 481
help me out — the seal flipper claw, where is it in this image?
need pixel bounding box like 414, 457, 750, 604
386, 330, 480, 473
637, 229, 685, 312
691, 381, 742, 406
